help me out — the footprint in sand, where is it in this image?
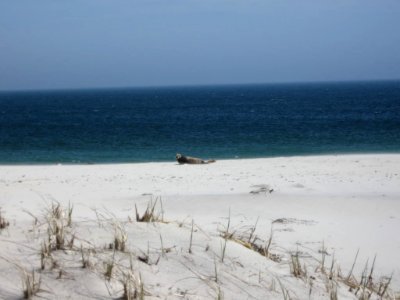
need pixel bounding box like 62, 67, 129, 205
293, 183, 304, 188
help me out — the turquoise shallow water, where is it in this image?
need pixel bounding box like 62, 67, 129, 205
0, 81, 399, 164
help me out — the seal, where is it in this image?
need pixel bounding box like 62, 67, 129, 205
176, 153, 216, 165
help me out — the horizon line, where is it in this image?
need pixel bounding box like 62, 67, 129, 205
1, 78, 399, 93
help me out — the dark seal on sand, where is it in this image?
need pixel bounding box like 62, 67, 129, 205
176, 153, 216, 164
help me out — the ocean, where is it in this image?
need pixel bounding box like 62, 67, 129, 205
0, 81, 399, 164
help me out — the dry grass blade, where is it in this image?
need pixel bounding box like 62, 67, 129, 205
319, 241, 327, 274
221, 209, 232, 239
54, 220, 65, 250
214, 256, 218, 283
377, 273, 392, 297
329, 253, 336, 280
189, 219, 194, 254
216, 286, 223, 300
248, 217, 259, 244
346, 249, 359, 281
354, 258, 374, 299
159, 233, 170, 258
338, 249, 359, 291
67, 201, 74, 227
358, 259, 369, 293
21, 270, 41, 299
329, 281, 338, 300
264, 226, 273, 257
68, 234, 75, 249
220, 209, 231, 262
40, 241, 52, 270
367, 254, 377, 288
51, 202, 63, 219
277, 278, 291, 300
220, 239, 227, 263
290, 252, 305, 278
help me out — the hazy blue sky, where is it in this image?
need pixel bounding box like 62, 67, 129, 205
1, 0, 400, 90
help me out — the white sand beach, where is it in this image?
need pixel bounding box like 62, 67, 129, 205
0, 154, 399, 299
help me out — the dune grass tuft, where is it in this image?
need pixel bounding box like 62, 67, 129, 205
110, 223, 128, 252
104, 250, 115, 280
21, 270, 41, 299
219, 212, 281, 263
290, 252, 305, 278
120, 271, 144, 300
135, 197, 163, 223
80, 245, 92, 269
40, 241, 52, 270
45, 201, 75, 251
0, 208, 10, 230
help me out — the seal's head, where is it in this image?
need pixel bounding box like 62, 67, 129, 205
176, 153, 182, 160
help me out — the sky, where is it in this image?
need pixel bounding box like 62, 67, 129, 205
0, 0, 400, 91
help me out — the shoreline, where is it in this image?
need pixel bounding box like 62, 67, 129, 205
1, 153, 399, 298
1, 151, 400, 167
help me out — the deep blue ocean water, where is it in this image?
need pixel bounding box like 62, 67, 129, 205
0, 81, 399, 164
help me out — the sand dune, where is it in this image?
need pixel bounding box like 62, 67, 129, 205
0, 155, 399, 299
